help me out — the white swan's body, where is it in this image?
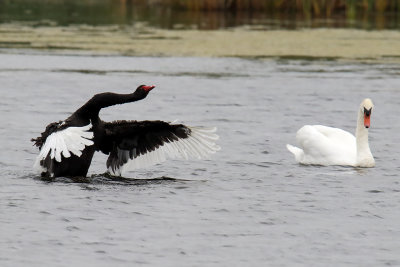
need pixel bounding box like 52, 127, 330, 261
287, 99, 375, 168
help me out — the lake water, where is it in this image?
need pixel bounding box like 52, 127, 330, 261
1, 52, 400, 266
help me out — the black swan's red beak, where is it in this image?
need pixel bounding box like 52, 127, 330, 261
142, 85, 155, 92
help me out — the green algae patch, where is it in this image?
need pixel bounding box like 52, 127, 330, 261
0, 23, 399, 62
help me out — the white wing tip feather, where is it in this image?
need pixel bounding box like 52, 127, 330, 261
112, 125, 221, 175
33, 123, 94, 172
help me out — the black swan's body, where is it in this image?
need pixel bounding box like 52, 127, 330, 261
32, 85, 220, 177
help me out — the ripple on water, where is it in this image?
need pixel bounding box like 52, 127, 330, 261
1, 53, 400, 267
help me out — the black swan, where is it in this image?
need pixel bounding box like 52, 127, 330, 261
31, 85, 220, 177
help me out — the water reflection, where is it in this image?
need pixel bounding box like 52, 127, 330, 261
35, 173, 189, 185
0, 0, 399, 30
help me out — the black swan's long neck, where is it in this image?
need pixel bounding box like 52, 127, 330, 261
75, 92, 144, 119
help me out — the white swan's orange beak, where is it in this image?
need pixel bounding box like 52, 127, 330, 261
363, 107, 372, 128
364, 115, 370, 128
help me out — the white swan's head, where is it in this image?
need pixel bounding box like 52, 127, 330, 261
360, 98, 374, 128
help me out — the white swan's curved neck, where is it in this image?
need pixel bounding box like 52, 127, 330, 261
355, 110, 374, 167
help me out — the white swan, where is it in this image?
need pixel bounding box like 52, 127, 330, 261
286, 98, 375, 167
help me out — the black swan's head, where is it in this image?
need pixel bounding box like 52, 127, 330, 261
134, 85, 155, 100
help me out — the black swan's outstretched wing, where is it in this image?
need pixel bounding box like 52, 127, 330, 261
102, 120, 220, 175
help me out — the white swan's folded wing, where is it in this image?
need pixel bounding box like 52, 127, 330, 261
294, 125, 356, 165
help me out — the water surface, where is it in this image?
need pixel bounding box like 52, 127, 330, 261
1, 52, 400, 266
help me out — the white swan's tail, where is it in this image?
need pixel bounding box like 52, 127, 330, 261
286, 144, 303, 163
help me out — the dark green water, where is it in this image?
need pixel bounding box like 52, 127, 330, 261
0, 0, 399, 29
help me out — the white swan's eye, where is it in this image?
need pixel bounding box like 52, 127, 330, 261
364, 107, 372, 116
